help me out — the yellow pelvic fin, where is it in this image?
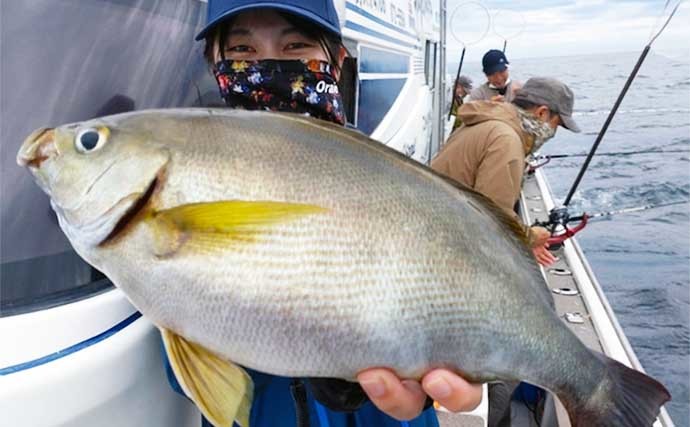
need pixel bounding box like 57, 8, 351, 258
160, 328, 254, 427
148, 200, 327, 256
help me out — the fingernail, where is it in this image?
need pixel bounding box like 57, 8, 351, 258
360, 376, 386, 398
426, 377, 452, 399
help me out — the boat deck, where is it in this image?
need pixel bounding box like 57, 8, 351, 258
436, 168, 672, 427
521, 171, 603, 355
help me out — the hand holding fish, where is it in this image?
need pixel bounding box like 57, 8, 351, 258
358, 368, 482, 420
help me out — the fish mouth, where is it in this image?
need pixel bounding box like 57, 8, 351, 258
99, 175, 159, 246
17, 127, 57, 169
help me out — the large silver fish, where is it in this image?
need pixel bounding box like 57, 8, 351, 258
17, 108, 669, 427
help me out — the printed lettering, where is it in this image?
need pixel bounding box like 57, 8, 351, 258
316, 80, 339, 94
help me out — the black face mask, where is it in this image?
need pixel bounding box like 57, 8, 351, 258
214, 59, 345, 125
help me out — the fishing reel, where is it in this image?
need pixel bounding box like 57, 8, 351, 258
534, 206, 589, 249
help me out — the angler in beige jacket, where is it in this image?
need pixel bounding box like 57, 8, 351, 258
432, 77, 581, 266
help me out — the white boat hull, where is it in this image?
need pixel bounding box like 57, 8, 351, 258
0, 291, 199, 427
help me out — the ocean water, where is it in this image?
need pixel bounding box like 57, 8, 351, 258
451, 51, 690, 424
521, 52, 689, 424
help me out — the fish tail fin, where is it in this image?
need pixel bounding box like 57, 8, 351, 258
561, 352, 670, 427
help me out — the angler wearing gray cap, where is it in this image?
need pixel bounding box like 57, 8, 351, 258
451, 75, 473, 131
433, 77, 580, 266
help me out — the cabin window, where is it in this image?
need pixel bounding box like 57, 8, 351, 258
360, 47, 410, 73
1, 0, 211, 316
356, 46, 410, 135
425, 41, 437, 89
357, 79, 408, 135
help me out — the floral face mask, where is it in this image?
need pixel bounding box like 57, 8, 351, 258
214, 59, 345, 125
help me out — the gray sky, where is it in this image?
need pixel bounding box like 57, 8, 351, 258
445, 0, 690, 64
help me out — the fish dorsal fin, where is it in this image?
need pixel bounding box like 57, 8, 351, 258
472, 192, 530, 246
161, 328, 254, 427
276, 113, 530, 245
435, 173, 530, 246
148, 200, 327, 256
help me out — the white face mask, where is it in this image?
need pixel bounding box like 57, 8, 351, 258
516, 107, 557, 153
489, 78, 511, 90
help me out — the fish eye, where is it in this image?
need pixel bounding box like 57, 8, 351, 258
75, 127, 108, 153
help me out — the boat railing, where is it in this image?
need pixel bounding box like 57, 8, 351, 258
530, 168, 675, 427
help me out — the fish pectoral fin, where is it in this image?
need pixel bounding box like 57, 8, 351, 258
147, 200, 327, 256
161, 328, 254, 427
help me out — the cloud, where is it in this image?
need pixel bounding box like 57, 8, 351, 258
446, 0, 690, 64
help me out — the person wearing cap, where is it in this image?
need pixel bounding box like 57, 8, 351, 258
450, 75, 473, 131
163, 1, 483, 426
432, 77, 581, 267
467, 50, 522, 103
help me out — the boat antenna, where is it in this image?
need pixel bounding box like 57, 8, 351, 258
561, 1, 683, 207
447, 2, 490, 120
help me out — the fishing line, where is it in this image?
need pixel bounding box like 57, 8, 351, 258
649, 1, 682, 45
573, 199, 689, 221
648, 0, 673, 42
561, 2, 683, 207
539, 148, 689, 159
447, 2, 490, 119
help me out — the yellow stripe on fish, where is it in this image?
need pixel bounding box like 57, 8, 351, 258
147, 200, 327, 256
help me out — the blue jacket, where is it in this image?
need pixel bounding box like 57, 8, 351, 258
165, 355, 439, 427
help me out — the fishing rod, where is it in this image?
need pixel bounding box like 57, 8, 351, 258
542, 2, 683, 239
536, 199, 689, 247
448, 47, 467, 120
561, 2, 682, 208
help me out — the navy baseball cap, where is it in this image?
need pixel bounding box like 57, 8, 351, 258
196, 0, 341, 41
482, 49, 509, 75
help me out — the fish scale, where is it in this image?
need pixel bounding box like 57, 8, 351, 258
17, 108, 670, 427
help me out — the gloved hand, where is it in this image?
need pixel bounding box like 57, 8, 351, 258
307, 377, 369, 412
307, 377, 435, 413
